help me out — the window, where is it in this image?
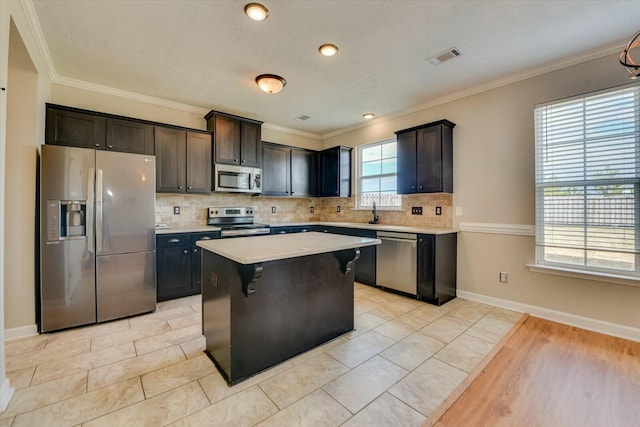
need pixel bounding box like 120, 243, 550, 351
534, 83, 640, 275
357, 138, 401, 208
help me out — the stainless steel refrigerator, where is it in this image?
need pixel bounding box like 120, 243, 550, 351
40, 144, 156, 332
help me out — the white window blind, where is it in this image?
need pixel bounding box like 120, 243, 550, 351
357, 138, 401, 208
534, 83, 640, 274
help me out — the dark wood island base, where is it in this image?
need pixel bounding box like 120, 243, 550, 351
201, 248, 360, 385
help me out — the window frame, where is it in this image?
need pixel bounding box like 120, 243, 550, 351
355, 138, 402, 210
534, 82, 640, 277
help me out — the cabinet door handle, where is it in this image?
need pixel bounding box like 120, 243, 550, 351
183, 249, 188, 254
169, 238, 181, 243
193, 248, 198, 253
241, 159, 245, 163
279, 231, 286, 234
234, 159, 238, 163
178, 185, 183, 189
291, 191, 294, 195
108, 145, 113, 149
419, 185, 423, 189
95, 143, 100, 148
200, 236, 212, 240
187, 186, 192, 190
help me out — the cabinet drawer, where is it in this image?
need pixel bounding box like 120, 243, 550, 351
157, 233, 190, 247
190, 232, 220, 244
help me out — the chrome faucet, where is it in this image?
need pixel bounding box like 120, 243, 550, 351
369, 201, 380, 224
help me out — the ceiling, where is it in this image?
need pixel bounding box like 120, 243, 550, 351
31, 0, 640, 137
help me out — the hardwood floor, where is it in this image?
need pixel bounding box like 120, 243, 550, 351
430, 316, 640, 427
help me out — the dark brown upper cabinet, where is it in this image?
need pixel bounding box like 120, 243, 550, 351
205, 111, 263, 168
46, 105, 106, 150
396, 120, 455, 194
318, 146, 352, 197
155, 126, 211, 194
46, 104, 154, 155
262, 142, 317, 197
262, 143, 290, 196
106, 118, 154, 155
291, 148, 317, 197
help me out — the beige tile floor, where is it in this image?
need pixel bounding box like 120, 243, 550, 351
1, 283, 522, 426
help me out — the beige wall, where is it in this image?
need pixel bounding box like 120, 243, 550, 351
4, 21, 39, 330
325, 53, 640, 330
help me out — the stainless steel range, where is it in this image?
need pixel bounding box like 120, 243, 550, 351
207, 207, 270, 237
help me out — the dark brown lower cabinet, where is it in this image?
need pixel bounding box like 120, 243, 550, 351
417, 233, 457, 305
156, 231, 220, 301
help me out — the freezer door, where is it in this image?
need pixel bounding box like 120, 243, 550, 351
97, 251, 156, 322
96, 150, 156, 255
40, 145, 96, 331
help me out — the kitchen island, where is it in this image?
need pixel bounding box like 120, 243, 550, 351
197, 232, 380, 385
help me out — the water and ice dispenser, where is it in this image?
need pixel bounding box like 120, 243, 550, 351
46, 200, 87, 241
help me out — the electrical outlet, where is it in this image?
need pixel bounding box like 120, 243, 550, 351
435, 206, 442, 215
411, 206, 423, 215
271, 206, 276, 213
173, 206, 180, 215
337, 205, 341, 213
310, 206, 314, 213
499, 272, 508, 283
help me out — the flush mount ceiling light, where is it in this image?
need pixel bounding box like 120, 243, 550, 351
362, 113, 375, 120
620, 29, 640, 79
244, 3, 269, 21
319, 44, 339, 57
255, 74, 286, 94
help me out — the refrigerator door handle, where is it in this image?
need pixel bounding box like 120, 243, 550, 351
96, 168, 104, 254
87, 167, 95, 252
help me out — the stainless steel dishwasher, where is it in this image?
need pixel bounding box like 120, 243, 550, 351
376, 231, 417, 295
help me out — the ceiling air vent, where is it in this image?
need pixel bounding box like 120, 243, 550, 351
296, 115, 311, 122
427, 47, 462, 65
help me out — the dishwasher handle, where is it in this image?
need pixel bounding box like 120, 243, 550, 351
378, 236, 417, 244
377, 231, 418, 241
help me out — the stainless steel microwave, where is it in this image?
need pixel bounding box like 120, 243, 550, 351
215, 164, 262, 194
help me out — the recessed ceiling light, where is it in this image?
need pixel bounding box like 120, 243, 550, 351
319, 44, 339, 57
244, 3, 269, 21
255, 74, 286, 94
363, 113, 375, 120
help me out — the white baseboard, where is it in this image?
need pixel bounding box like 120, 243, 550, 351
457, 290, 640, 343
5, 324, 38, 341
0, 378, 13, 412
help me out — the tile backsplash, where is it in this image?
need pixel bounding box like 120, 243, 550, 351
156, 193, 453, 229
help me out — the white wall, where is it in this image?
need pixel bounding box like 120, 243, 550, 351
324, 53, 640, 335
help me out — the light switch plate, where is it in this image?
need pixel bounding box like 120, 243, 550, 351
435, 206, 442, 215
271, 206, 276, 213
173, 206, 180, 215
411, 206, 423, 215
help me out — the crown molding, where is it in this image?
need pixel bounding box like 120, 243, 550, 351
262, 123, 321, 140
53, 75, 211, 115
321, 42, 625, 140
20, 0, 57, 81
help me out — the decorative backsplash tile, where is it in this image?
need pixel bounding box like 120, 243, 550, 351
155, 192, 453, 229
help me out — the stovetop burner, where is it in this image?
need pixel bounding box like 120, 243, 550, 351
207, 207, 270, 237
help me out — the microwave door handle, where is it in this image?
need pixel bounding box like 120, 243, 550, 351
249, 173, 253, 190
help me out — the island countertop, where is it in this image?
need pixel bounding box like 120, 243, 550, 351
196, 231, 380, 264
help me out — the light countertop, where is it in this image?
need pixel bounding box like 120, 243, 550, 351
197, 231, 380, 264
155, 221, 456, 235
155, 225, 220, 234
269, 221, 457, 235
